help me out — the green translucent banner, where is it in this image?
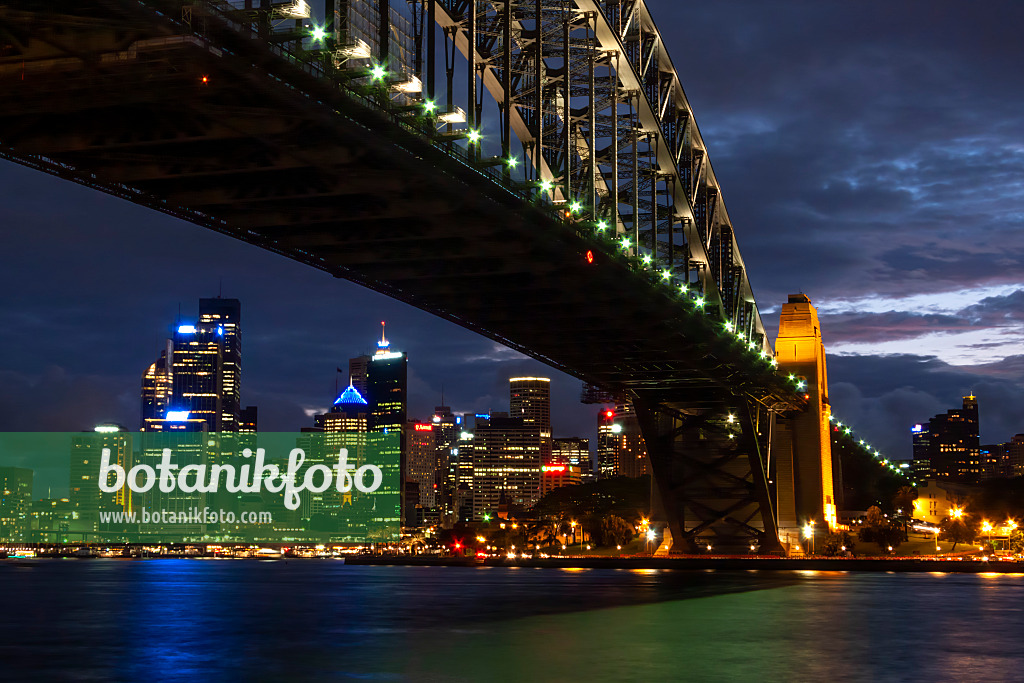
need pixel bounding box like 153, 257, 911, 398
0, 432, 399, 545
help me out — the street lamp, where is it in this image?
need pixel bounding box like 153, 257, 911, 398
802, 521, 815, 556
933, 527, 941, 553
949, 506, 963, 519
646, 529, 656, 555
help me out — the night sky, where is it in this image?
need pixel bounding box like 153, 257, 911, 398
1, 1, 1023, 462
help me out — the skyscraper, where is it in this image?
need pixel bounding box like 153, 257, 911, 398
142, 298, 244, 432
141, 339, 172, 424
911, 395, 982, 483
365, 322, 407, 524
471, 416, 542, 520
70, 424, 132, 534
552, 437, 593, 481
597, 404, 648, 478
199, 297, 241, 431
509, 377, 552, 466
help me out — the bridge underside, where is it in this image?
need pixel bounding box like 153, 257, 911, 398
0, 0, 802, 552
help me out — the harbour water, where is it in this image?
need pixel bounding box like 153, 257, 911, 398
2, 560, 1022, 681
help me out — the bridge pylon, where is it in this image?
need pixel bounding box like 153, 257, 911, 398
770, 294, 840, 552
635, 395, 781, 555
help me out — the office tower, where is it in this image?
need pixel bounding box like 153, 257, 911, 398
771, 294, 839, 533
70, 424, 132, 533
509, 377, 552, 465
143, 298, 244, 432
199, 297, 241, 431
141, 339, 173, 424
239, 406, 258, 433
911, 395, 982, 483
432, 406, 457, 512
306, 384, 370, 523
365, 323, 407, 522
405, 420, 437, 512
597, 405, 648, 478
540, 463, 583, 497
0, 467, 32, 543
349, 354, 371, 396
552, 437, 593, 481
471, 416, 542, 520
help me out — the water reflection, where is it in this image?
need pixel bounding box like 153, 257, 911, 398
1, 561, 1021, 681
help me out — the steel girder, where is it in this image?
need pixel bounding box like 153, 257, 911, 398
427, 0, 768, 352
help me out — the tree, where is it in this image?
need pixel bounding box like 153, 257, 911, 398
858, 505, 904, 553
892, 485, 917, 541
600, 515, 634, 547
820, 531, 855, 557
940, 515, 977, 552
1009, 529, 1024, 556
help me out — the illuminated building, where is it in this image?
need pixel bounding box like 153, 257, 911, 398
0, 467, 32, 543
306, 383, 370, 524
597, 404, 648, 478
552, 437, 593, 482
142, 298, 245, 433
365, 323, 407, 525
69, 424, 132, 534
348, 354, 371, 396
239, 406, 258, 433
911, 396, 981, 483
771, 294, 839, 536
471, 416, 541, 520
405, 420, 437, 510
540, 463, 582, 497
198, 297, 242, 432
509, 377, 551, 465
141, 339, 172, 424
911, 479, 976, 525
432, 405, 457, 513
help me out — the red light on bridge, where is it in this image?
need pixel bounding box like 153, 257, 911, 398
586, 250, 594, 264
605, 410, 614, 418
201, 75, 209, 84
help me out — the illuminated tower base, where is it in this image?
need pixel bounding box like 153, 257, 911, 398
772, 294, 838, 550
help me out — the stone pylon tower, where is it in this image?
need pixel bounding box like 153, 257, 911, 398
772, 294, 838, 548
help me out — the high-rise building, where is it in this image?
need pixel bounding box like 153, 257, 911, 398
552, 437, 593, 482
365, 323, 407, 525
239, 406, 258, 433
597, 404, 648, 478
144, 298, 245, 433
141, 339, 173, 424
540, 463, 583, 497
911, 395, 981, 483
0, 467, 32, 543
509, 377, 551, 465
69, 424, 132, 533
405, 420, 437, 511
199, 297, 241, 431
432, 406, 457, 513
348, 354, 371, 396
471, 416, 542, 520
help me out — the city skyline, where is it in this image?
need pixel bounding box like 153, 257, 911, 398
2, 1, 1024, 463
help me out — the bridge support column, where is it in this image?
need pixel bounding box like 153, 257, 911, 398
771, 294, 839, 550
635, 397, 781, 555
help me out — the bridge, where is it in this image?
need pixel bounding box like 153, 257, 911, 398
2, 0, 829, 552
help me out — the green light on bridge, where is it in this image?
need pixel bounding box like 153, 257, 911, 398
371, 64, 387, 81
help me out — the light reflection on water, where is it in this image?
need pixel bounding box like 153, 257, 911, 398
1, 560, 1022, 681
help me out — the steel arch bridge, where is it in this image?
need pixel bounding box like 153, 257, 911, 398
0, 0, 810, 552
